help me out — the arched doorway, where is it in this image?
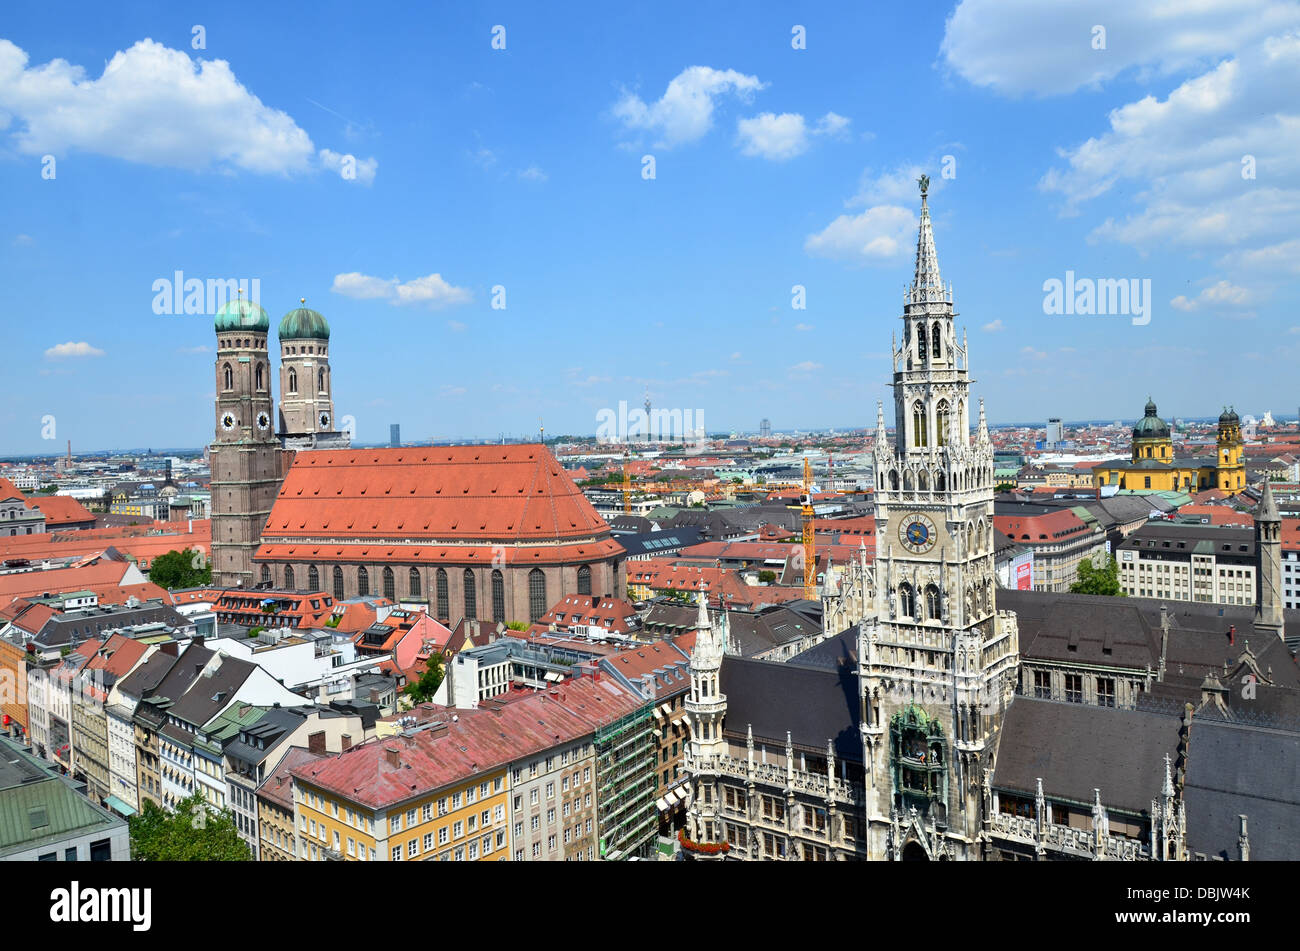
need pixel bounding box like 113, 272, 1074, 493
902, 840, 929, 862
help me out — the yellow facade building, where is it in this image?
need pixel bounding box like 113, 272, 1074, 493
292, 749, 510, 862
1093, 400, 1244, 495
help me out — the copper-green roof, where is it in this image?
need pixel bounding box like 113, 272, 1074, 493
214, 297, 271, 332
278, 305, 330, 340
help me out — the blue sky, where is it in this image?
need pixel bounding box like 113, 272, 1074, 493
2, 0, 1299, 453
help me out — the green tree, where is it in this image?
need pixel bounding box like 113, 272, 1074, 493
404, 653, 446, 703
148, 548, 212, 589
1070, 555, 1125, 596
128, 794, 251, 861
758, 570, 777, 584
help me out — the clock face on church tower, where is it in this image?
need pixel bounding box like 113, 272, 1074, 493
221, 412, 237, 432
898, 513, 937, 555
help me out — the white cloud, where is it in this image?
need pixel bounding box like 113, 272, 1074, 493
851, 165, 937, 207
445, 320, 466, 332
13, 234, 32, 245
736, 111, 851, 160
613, 66, 765, 148
1021, 346, 1046, 360
982, 319, 1004, 332
940, 0, 1300, 97
517, 165, 548, 182
1038, 30, 1300, 280
737, 112, 808, 160
0, 38, 314, 173
790, 360, 822, 372
794, 323, 813, 332
1169, 280, 1254, 313
45, 341, 104, 359
804, 205, 915, 265
176, 345, 210, 354
330, 272, 472, 308
330, 272, 397, 299
319, 148, 377, 185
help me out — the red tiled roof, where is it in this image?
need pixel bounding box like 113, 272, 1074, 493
994, 509, 1092, 542
25, 495, 95, 525
0, 478, 25, 502
294, 676, 645, 809
260, 445, 612, 547
0, 559, 135, 602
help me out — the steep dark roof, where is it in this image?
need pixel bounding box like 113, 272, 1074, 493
1183, 718, 1300, 860
114, 649, 179, 700
719, 656, 861, 760
993, 697, 1181, 813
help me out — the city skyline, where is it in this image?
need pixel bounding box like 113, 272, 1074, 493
3, 1, 1298, 454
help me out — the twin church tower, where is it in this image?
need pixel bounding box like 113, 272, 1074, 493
209, 297, 350, 587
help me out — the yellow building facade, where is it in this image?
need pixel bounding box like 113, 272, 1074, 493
1093, 400, 1244, 494
293, 766, 510, 862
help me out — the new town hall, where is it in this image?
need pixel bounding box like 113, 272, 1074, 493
681, 179, 1300, 861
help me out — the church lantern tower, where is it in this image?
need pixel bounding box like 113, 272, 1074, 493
684, 592, 728, 851
1216, 407, 1245, 492
211, 295, 282, 587
277, 301, 349, 450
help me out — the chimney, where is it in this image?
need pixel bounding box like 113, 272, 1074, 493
307, 730, 326, 754
384, 746, 401, 768
192, 635, 205, 648
341, 734, 352, 751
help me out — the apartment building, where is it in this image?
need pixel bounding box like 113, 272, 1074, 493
1117, 524, 1256, 605
994, 508, 1108, 592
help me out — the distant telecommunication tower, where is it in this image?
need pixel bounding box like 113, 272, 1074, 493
760, 418, 772, 438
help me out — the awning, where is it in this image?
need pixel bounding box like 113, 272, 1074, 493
544, 671, 562, 682
652, 707, 664, 721
658, 703, 673, 717
103, 795, 136, 817
655, 797, 669, 811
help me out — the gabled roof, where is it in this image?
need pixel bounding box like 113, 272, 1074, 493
719, 655, 861, 760
259, 445, 616, 554
993, 698, 1180, 813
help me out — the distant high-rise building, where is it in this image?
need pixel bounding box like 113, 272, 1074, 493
1047, 417, 1063, 446
759, 418, 772, 438
390, 424, 401, 447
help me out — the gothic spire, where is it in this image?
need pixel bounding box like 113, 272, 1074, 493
1259, 479, 1280, 522
909, 176, 946, 306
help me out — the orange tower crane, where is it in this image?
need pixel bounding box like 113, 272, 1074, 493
801, 456, 816, 601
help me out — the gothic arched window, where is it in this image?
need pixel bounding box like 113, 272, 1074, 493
913, 402, 928, 447
288, 368, 297, 393
436, 569, 449, 619
889, 470, 899, 491
463, 568, 477, 620
358, 566, 369, 597
260, 564, 270, 585
308, 566, 320, 590
529, 568, 547, 623
319, 368, 326, 392
492, 570, 505, 623
936, 400, 950, 447
918, 469, 929, 492
409, 567, 421, 598
916, 323, 927, 360
577, 565, 592, 596
284, 565, 294, 590
223, 363, 233, 391
932, 327, 942, 359
255, 363, 264, 391
383, 566, 395, 601
333, 566, 344, 600
925, 584, 940, 620
898, 583, 915, 619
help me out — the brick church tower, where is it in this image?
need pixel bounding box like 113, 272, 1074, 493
210, 295, 282, 587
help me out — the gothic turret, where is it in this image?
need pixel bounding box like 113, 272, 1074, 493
1254, 481, 1284, 641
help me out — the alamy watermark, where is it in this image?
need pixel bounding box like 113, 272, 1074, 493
152, 272, 261, 316
596, 401, 705, 446
1042, 270, 1151, 326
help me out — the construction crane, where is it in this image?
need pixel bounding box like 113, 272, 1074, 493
622, 450, 632, 514
800, 456, 816, 601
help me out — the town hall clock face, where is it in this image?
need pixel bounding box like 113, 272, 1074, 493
898, 513, 938, 554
